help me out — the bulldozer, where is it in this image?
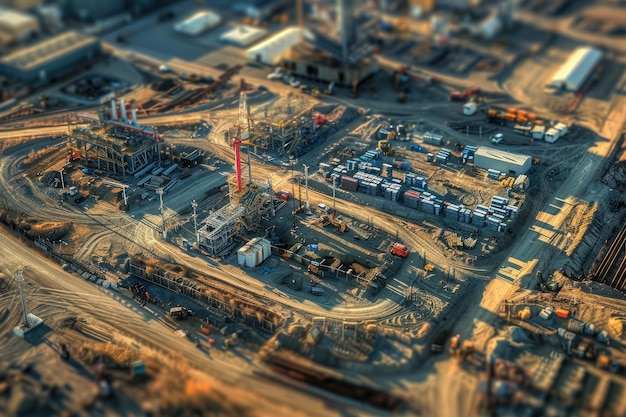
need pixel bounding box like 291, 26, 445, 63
308, 261, 324, 277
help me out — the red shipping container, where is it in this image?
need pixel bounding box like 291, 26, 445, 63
556, 309, 570, 319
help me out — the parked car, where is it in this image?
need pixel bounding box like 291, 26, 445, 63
267, 69, 285, 80
288, 77, 301, 88
490, 133, 504, 144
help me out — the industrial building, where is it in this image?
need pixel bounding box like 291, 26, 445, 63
549, 46, 603, 92
246, 27, 308, 65
0, 0, 43, 10
0, 6, 39, 45
174, 10, 221, 37
0, 31, 101, 83
276, 0, 378, 86
64, 0, 126, 21
473, 147, 532, 176
220, 25, 268, 47
244, 0, 291, 21
68, 100, 172, 176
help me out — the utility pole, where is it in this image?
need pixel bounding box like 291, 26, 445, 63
157, 187, 166, 240
191, 200, 199, 248
303, 164, 310, 212
16, 268, 30, 328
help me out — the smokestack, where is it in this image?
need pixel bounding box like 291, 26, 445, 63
131, 108, 138, 125
110, 100, 117, 120
120, 99, 128, 122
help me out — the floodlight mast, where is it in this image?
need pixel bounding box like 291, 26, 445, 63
16, 268, 30, 328
157, 187, 166, 239
191, 200, 199, 248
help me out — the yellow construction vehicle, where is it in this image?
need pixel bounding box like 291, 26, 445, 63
377, 131, 396, 156
307, 261, 324, 277
329, 216, 347, 233
321, 215, 347, 233
449, 334, 475, 361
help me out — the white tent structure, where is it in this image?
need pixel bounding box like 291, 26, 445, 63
220, 25, 267, 47
246, 27, 311, 65
174, 10, 221, 37
549, 46, 603, 92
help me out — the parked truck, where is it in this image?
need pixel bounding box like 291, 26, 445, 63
450, 87, 480, 102
390, 243, 409, 258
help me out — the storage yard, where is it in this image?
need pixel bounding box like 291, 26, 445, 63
0, 1, 626, 417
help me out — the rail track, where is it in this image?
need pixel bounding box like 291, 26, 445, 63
590, 222, 626, 292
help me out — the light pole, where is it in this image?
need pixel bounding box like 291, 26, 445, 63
302, 164, 310, 212
157, 187, 166, 240
290, 157, 296, 229
191, 199, 199, 248
332, 179, 337, 214
268, 173, 276, 217
59, 168, 65, 195
16, 268, 30, 328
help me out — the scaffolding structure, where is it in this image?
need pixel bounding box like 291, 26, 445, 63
250, 108, 316, 157
197, 203, 247, 257
68, 101, 172, 176
197, 177, 274, 257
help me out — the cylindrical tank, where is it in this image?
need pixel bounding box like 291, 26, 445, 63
507, 107, 517, 114
517, 109, 527, 117
567, 319, 585, 334
583, 323, 596, 336
527, 113, 537, 121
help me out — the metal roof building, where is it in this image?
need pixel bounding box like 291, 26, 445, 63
174, 10, 221, 37
549, 46, 603, 92
474, 147, 532, 175
0, 6, 40, 43
220, 25, 267, 47
0, 31, 101, 83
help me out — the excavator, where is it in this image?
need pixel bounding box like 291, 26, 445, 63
320, 215, 347, 233
449, 334, 475, 362
377, 131, 396, 156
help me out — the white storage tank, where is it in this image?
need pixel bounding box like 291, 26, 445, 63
237, 237, 272, 268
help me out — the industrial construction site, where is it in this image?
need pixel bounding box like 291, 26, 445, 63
0, 0, 626, 416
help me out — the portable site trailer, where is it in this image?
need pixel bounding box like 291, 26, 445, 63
531, 125, 545, 140
463, 102, 478, 116
544, 128, 560, 144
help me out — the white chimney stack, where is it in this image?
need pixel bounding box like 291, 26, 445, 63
120, 99, 128, 122
131, 108, 138, 125
110, 99, 117, 120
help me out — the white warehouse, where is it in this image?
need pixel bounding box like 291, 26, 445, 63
549, 46, 603, 92
474, 147, 532, 175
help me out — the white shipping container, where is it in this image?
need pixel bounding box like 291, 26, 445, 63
545, 128, 560, 144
